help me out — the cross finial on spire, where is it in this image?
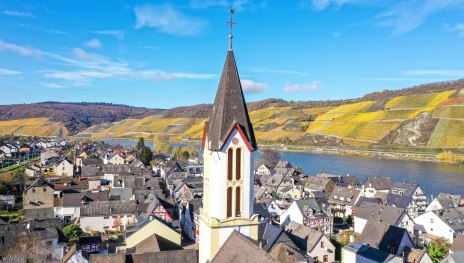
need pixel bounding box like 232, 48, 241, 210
226, 7, 236, 51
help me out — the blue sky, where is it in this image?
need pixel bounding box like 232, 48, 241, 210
1, 0, 464, 109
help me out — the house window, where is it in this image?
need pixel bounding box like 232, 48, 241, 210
227, 148, 233, 181
314, 256, 319, 263
104, 216, 109, 219
0, 237, 4, 243
235, 148, 241, 181
227, 187, 232, 218
46, 241, 52, 246
323, 255, 328, 262
321, 241, 324, 248
235, 186, 241, 217
32, 188, 36, 193
103, 226, 109, 229
430, 218, 434, 223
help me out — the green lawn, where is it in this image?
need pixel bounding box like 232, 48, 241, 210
0, 157, 40, 174
0, 210, 18, 216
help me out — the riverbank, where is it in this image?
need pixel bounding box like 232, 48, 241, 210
74, 136, 464, 164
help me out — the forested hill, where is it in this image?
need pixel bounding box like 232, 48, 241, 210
0, 102, 162, 135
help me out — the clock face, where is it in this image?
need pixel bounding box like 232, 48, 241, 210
232, 138, 239, 145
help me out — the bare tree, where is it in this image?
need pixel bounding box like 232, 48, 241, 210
259, 149, 281, 168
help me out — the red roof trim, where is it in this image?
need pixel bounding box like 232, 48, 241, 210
220, 123, 254, 152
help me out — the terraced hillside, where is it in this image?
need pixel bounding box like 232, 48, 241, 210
0, 118, 69, 137
2, 80, 464, 149
77, 86, 464, 149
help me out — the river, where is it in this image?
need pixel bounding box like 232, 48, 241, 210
101, 139, 464, 197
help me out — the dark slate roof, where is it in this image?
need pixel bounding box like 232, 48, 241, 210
363, 177, 393, 190
261, 224, 299, 252
385, 194, 412, 209
211, 231, 278, 263
268, 242, 309, 263
359, 221, 413, 255
389, 181, 419, 197
206, 50, 257, 151
62, 191, 109, 207
81, 165, 102, 178
254, 202, 271, 219
434, 207, 464, 232
80, 200, 137, 216
354, 202, 406, 225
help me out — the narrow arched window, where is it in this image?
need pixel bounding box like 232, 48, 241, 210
235, 148, 241, 181
227, 148, 233, 181
227, 187, 232, 218
235, 186, 241, 217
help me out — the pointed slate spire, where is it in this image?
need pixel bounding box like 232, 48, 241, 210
207, 50, 257, 151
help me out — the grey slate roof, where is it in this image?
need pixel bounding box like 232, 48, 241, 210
451, 234, 464, 252
363, 177, 393, 190
206, 50, 257, 151
359, 221, 413, 255
62, 191, 109, 207
128, 250, 198, 263
80, 200, 137, 216
443, 251, 464, 263
109, 187, 133, 201
354, 202, 405, 225
284, 221, 324, 253
434, 207, 464, 232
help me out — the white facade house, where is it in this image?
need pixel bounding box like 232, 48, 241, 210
353, 203, 414, 234
79, 200, 137, 232
342, 243, 402, 263
0, 145, 18, 157
413, 210, 464, 243
255, 163, 271, 176
55, 159, 74, 177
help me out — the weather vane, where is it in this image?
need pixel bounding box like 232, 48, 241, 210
227, 7, 236, 51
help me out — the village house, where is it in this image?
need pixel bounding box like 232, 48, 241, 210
54, 191, 109, 221
0, 144, 18, 157
362, 177, 393, 199
317, 172, 360, 188
285, 221, 335, 262
353, 201, 414, 234
181, 198, 203, 243
23, 177, 55, 220
414, 207, 464, 244
385, 181, 427, 218
359, 221, 415, 256
0, 195, 16, 210
54, 158, 74, 177
0, 219, 65, 262
328, 186, 361, 218
426, 193, 464, 212
280, 198, 331, 233
260, 224, 308, 261
304, 176, 336, 194
80, 200, 137, 233
256, 163, 272, 176
342, 243, 403, 263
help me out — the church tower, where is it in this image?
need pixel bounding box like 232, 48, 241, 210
199, 9, 260, 263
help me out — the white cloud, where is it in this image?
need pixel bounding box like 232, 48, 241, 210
403, 69, 464, 77
447, 23, 464, 37
241, 79, 269, 94
142, 46, 160, 50
134, 4, 207, 36
42, 83, 65, 89
85, 39, 102, 48
309, 0, 464, 35
2, 10, 34, 17
189, 0, 264, 10
284, 81, 321, 93
0, 68, 20, 75
0, 38, 42, 58
94, 30, 125, 39
73, 48, 93, 60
